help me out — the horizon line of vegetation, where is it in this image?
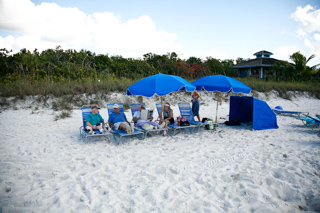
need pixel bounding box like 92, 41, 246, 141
0, 46, 319, 99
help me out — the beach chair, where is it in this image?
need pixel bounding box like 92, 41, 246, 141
107, 103, 144, 143
79, 105, 112, 144
178, 103, 208, 132
298, 114, 317, 128
309, 115, 320, 137
156, 103, 195, 135
272, 106, 303, 117
300, 114, 320, 137
130, 103, 167, 138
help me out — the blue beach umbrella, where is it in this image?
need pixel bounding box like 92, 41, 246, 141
126, 74, 196, 135
192, 75, 251, 125
126, 73, 195, 97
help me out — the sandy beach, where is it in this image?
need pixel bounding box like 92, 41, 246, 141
0, 92, 319, 212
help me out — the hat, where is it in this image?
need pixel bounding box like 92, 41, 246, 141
92, 105, 100, 109
164, 103, 170, 107
113, 104, 120, 108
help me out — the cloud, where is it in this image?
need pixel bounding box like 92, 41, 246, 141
0, 0, 183, 58
274, 46, 301, 61
291, 5, 320, 34
305, 33, 320, 61
291, 5, 320, 62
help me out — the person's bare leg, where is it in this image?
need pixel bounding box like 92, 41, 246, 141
197, 116, 200, 121
119, 123, 127, 131
85, 126, 93, 134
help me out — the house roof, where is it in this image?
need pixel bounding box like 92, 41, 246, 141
230, 57, 279, 69
254, 50, 273, 56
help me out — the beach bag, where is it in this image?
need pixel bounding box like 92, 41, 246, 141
179, 117, 190, 126
206, 118, 214, 130
202, 117, 208, 122
180, 120, 190, 126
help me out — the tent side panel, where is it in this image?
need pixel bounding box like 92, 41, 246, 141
229, 96, 253, 122
252, 98, 279, 130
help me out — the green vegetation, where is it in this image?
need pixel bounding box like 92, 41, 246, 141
273, 52, 319, 81
0, 46, 241, 84
55, 110, 72, 121
240, 78, 320, 99
0, 46, 319, 100
0, 78, 135, 98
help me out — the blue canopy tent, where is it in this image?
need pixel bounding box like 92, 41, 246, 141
229, 96, 278, 130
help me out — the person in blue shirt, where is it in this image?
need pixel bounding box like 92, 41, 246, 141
108, 104, 134, 134
85, 105, 105, 134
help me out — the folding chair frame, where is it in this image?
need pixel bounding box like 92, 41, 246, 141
178, 102, 209, 133
107, 103, 144, 143
80, 105, 112, 144
130, 103, 168, 138
155, 103, 196, 135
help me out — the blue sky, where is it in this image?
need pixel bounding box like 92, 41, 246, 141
1, 0, 320, 66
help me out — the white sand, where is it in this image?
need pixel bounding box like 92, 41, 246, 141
0, 92, 319, 212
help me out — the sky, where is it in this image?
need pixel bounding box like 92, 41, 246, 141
0, 0, 320, 66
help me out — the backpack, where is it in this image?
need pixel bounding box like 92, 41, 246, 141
202, 117, 214, 130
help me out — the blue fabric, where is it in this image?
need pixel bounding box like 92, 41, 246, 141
229, 96, 278, 130
85, 113, 104, 126
299, 115, 315, 124
192, 75, 251, 94
136, 121, 160, 128
192, 99, 200, 116
108, 112, 127, 124
126, 74, 195, 97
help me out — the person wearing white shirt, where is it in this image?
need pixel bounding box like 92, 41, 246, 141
133, 105, 165, 130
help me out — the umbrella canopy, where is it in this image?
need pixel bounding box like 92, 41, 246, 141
191, 75, 251, 129
126, 74, 195, 97
126, 74, 195, 135
192, 75, 251, 94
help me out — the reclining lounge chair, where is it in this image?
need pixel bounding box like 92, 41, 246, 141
79, 105, 112, 144
130, 103, 167, 138
107, 103, 144, 143
156, 103, 195, 135
178, 103, 208, 132
272, 106, 304, 117
298, 114, 317, 128
301, 114, 320, 137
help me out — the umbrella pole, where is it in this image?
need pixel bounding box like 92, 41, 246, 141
215, 92, 219, 131
161, 96, 165, 136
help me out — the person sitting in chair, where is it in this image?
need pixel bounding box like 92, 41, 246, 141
108, 104, 134, 134
133, 104, 165, 130
159, 102, 174, 128
85, 105, 105, 134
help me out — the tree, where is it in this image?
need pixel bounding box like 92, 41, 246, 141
186, 56, 202, 64
235, 57, 250, 64
289, 51, 319, 77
